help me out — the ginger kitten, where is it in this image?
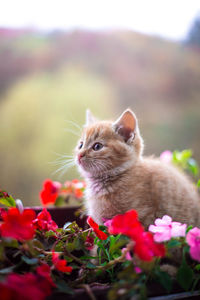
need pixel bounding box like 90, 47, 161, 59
75, 109, 200, 228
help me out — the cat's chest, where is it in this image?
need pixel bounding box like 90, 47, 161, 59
85, 186, 133, 224
86, 195, 120, 224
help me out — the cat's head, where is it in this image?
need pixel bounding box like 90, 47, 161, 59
75, 109, 144, 178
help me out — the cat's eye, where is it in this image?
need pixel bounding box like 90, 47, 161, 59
79, 142, 83, 149
92, 142, 103, 151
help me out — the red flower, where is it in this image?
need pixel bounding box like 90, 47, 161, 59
108, 210, 144, 240
40, 179, 61, 206
107, 210, 165, 262
87, 216, 108, 240
0, 207, 6, 221
0, 264, 55, 300
36, 264, 55, 293
0, 208, 36, 241
52, 251, 72, 273
0, 190, 10, 198
33, 208, 58, 232
85, 235, 94, 250
134, 232, 166, 261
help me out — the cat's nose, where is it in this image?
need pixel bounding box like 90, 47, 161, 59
78, 153, 85, 164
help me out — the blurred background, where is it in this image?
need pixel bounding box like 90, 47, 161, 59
0, 0, 200, 205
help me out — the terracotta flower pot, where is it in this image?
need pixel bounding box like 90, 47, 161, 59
32, 206, 86, 228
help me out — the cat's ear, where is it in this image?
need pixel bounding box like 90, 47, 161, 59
85, 109, 96, 127
113, 109, 137, 142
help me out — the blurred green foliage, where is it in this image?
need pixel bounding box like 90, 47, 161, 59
172, 149, 199, 178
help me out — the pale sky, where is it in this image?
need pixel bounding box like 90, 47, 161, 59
0, 0, 200, 40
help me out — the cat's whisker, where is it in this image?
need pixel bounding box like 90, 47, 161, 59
65, 120, 82, 132
51, 151, 74, 159
52, 160, 76, 176
87, 160, 108, 175
64, 128, 80, 137
59, 163, 76, 178
50, 158, 75, 166
54, 154, 74, 158
50, 161, 74, 167
53, 157, 74, 162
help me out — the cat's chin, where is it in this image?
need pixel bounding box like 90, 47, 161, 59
76, 163, 104, 179
76, 162, 92, 178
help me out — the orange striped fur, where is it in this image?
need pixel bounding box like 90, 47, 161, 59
75, 109, 200, 228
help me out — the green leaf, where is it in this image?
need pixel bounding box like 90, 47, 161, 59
109, 234, 121, 249
64, 256, 73, 262
74, 236, 83, 250
0, 195, 16, 207
0, 245, 4, 261
86, 262, 96, 269
172, 150, 192, 169
80, 255, 98, 260
45, 230, 57, 238
65, 242, 75, 252
21, 256, 38, 265
167, 239, 182, 249
3, 239, 19, 248
31, 239, 44, 250
181, 149, 192, 160
112, 252, 121, 259
197, 180, 200, 190
187, 158, 199, 176
109, 236, 128, 254
54, 241, 64, 252
195, 264, 200, 271
191, 275, 200, 292
99, 225, 107, 231
177, 261, 194, 291
183, 245, 190, 256
0, 266, 15, 274
155, 270, 173, 293
56, 280, 74, 295
186, 225, 193, 233
63, 222, 72, 230
54, 196, 65, 207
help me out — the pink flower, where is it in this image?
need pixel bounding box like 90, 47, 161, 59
149, 215, 186, 242
103, 218, 112, 228
108, 210, 165, 261
186, 227, 200, 262
160, 150, 172, 163
134, 266, 142, 274
121, 248, 142, 273
122, 248, 132, 261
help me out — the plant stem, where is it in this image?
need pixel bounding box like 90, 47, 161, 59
78, 284, 97, 300
96, 241, 134, 271
64, 249, 84, 265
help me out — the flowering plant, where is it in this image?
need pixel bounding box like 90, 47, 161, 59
39, 178, 86, 207
0, 150, 200, 299
0, 192, 200, 299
